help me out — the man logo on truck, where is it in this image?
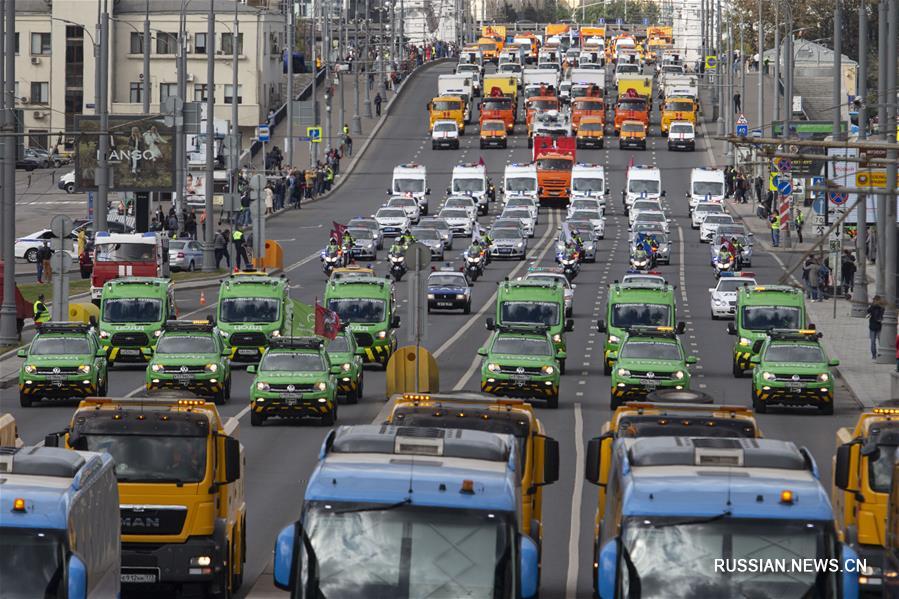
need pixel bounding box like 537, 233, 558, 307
121, 516, 161, 528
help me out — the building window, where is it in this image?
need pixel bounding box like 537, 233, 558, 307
130, 32, 144, 54
31, 32, 51, 55
194, 84, 207, 101
221, 32, 243, 55
156, 32, 178, 55
160, 83, 178, 102
195, 32, 207, 54
15, 82, 20, 101
30, 82, 49, 103
15, 32, 19, 54
224, 84, 242, 104
130, 82, 143, 103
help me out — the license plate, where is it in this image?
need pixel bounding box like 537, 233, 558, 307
511, 374, 529, 384
642, 379, 658, 389
787, 382, 803, 392
238, 348, 257, 356
121, 568, 159, 584
174, 374, 194, 382
48, 375, 66, 383
120, 349, 140, 356
284, 398, 298, 405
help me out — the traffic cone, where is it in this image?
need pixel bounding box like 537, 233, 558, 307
199, 291, 206, 306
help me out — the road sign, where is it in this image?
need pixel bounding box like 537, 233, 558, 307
257, 124, 270, 142
812, 196, 826, 215
599, 17, 605, 24
777, 179, 793, 196
775, 157, 792, 173
829, 239, 842, 252
642, 18, 649, 25
829, 190, 848, 205
736, 123, 748, 137
616, 18, 623, 25
704, 55, 718, 70
751, 128, 762, 138
856, 170, 888, 188
306, 126, 323, 143
769, 173, 780, 192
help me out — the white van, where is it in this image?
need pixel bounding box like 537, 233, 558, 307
686, 167, 726, 213
570, 163, 608, 205
503, 163, 539, 201
622, 165, 664, 214
450, 162, 493, 215
391, 163, 430, 214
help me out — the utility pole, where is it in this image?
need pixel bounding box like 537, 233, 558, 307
203, 0, 215, 271
176, 7, 187, 231
832, 0, 842, 140
0, 0, 5, 252
363, 0, 372, 119
378, 4, 387, 100
310, 0, 318, 166
0, 0, 17, 344
725, 21, 734, 165
877, 0, 898, 363
757, 0, 763, 135
715, 0, 724, 134
324, 0, 332, 151
143, 0, 151, 114
852, 0, 869, 317
875, 0, 887, 301
287, 2, 295, 167
740, 15, 745, 117
772, 2, 779, 122
338, 5, 344, 139
96, 0, 110, 234
781, 15, 792, 248
352, 10, 362, 134
231, 0, 239, 221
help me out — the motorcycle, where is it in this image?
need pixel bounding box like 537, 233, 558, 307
321, 248, 342, 277
713, 253, 736, 278
388, 252, 407, 281
556, 251, 580, 282
464, 252, 485, 281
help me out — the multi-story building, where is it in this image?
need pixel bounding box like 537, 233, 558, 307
12, 0, 288, 153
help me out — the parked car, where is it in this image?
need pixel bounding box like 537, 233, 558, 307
16, 149, 48, 171
58, 171, 76, 194
168, 239, 204, 271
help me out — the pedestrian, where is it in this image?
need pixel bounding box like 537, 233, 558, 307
221, 227, 232, 269
232, 227, 249, 270
867, 296, 885, 359
213, 229, 227, 269
33, 293, 50, 325
344, 134, 353, 156
769, 212, 780, 247
841, 250, 857, 295
817, 259, 830, 301
167, 212, 179, 237
342, 123, 349, 137
733, 92, 741, 113
267, 108, 275, 128
735, 172, 747, 204
305, 169, 315, 199
896, 333, 899, 371
36, 240, 53, 284
374, 92, 383, 116
763, 57, 770, 74
264, 184, 274, 215
724, 166, 735, 198
794, 210, 804, 243
807, 256, 820, 301
802, 255, 816, 299
185, 211, 197, 240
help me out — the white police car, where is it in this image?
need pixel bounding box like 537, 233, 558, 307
709, 273, 757, 319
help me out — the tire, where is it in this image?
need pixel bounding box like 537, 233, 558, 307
464, 301, 471, 314
819, 400, 834, 415
559, 359, 566, 375
480, 141, 485, 149
732, 360, 744, 378
432, 142, 437, 150
345, 382, 360, 404
250, 410, 264, 426
610, 390, 621, 410
231, 533, 245, 593
711, 312, 718, 320
321, 402, 337, 426
752, 392, 767, 413
98, 377, 108, 396
527, 138, 533, 148
25, 248, 38, 263
65, 182, 75, 194
19, 392, 33, 407
546, 394, 559, 409
603, 360, 612, 376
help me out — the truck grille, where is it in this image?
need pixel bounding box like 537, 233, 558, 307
34, 366, 80, 375
498, 365, 545, 374
774, 374, 819, 383
111, 332, 150, 347
162, 365, 206, 374
230, 331, 267, 346
120, 506, 187, 536
629, 370, 674, 380
269, 382, 316, 392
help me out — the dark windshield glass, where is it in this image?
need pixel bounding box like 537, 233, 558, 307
220, 297, 280, 323
393, 178, 425, 192
693, 181, 724, 196
667, 101, 694, 111
530, 100, 558, 110
493, 336, 552, 355
327, 336, 350, 353
611, 304, 671, 328
572, 178, 604, 192
579, 122, 603, 132
576, 100, 603, 110
302, 503, 514, 599
628, 179, 660, 194
440, 210, 468, 219
506, 177, 536, 192
670, 124, 693, 133
378, 209, 407, 218
500, 301, 560, 326
430, 275, 466, 287
492, 228, 521, 239
83, 434, 206, 482
537, 159, 572, 171
328, 299, 386, 324
617, 100, 646, 111
869, 445, 899, 492
433, 122, 457, 132
31, 336, 90, 355
260, 352, 325, 371
432, 101, 461, 111
764, 344, 824, 363
103, 298, 162, 323
0, 528, 65, 598
482, 121, 505, 131
95, 242, 155, 262
453, 178, 485, 192
156, 335, 216, 354
482, 99, 512, 110
620, 341, 681, 360
742, 306, 802, 330
622, 123, 645, 133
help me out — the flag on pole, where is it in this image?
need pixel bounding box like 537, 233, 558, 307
330, 221, 347, 242
561, 222, 573, 244
315, 301, 341, 340
478, 156, 485, 166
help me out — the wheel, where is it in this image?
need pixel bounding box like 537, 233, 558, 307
464, 301, 471, 314
752, 392, 767, 413
427, 306, 432, 314
65, 182, 75, 194
819, 400, 834, 415
732, 360, 744, 378
527, 138, 533, 148
480, 141, 485, 149
25, 248, 38, 263
345, 382, 360, 404
598, 141, 604, 148
19, 392, 33, 407
546, 394, 559, 409
98, 378, 108, 396
321, 403, 337, 426
213, 384, 227, 405
603, 360, 612, 376
250, 410, 264, 426
231, 533, 245, 593
559, 359, 566, 375
502, 140, 508, 148
711, 312, 718, 320
188, 260, 195, 272
610, 389, 622, 410
224, 379, 232, 400
432, 142, 437, 150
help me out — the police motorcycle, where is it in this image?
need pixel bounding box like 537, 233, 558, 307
463, 242, 486, 281
388, 235, 412, 281
713, 244, 737, 279
320, 239, 344, 277
555, 243, 581, 282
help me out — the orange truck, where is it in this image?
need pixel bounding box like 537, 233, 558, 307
614, 91, 650, 134
580, 26, 606, 45
571, 97, 605, 133
477, 37, 500, 62
533, 135, 576, 204
545, 23, 570, 38
479, 95, 516, 132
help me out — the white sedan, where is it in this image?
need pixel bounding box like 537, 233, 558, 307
691, 201, 726, 229
709, 275, 757, 319
15, 230, 78, 263
500, 208, 536, 238
387, 195, 421, 223
374, 208, 411, 237
700, 214, 736, 243
568, 209, 605, 239
438, 208, 475, 237
524, 270, 575, 316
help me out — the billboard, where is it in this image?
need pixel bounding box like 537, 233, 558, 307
771, 121, 849, 177
75, 114, 176, 192
185, 172, 208, 207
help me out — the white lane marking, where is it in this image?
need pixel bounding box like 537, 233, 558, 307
565, 402, 584, 599
284, 251, 323, 273
676, 224, 688, 304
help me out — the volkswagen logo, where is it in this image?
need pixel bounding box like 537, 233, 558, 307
52, 367, 60, 374
180, 365, 189, 373
516, 367, 525, 374
646, 372, 655, 379
791, 374, 800, 381
287, 384, 296, 392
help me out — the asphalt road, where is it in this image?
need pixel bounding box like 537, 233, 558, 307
0, 60, 862, 598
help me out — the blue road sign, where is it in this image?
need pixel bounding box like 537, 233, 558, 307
257, 124, 270, 142
812, 196, 826, 215
829, 190, 848, 205
736, 124, 748, 136
599, 17, 605, 24
298, 136, 311, 142
777, 179, 793, 196
307, 126, 323, 142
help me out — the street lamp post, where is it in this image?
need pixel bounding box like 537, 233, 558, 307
363, 0, 372, 118
0, 0, 17, 344
352, 15, 362, 134
202, 0, 215, 271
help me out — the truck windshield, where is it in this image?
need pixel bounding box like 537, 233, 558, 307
611, 304, 671, 328
530, 100, 558, 110
156, 335, 217, 354
500, 301, 560, 326
95, 242, 155, 262
868, 444, 899, 492
764, 344, 825, 363
537, 158, 572, 171
506, 177, 537, 192
102, 298, 162, 323
617, 100, 646, 111
483, 99, 512, 110
620, 341, 681, 360
667, 101, 694, 112
573, 178, 604, 192
628, 179, 660, 195
622, 123, 645, 133
619, 517, 839, 599
260, 352, 325, 371
482, 121, 506, 131
453, 178, 485, 193
328, 299, 386, 324
30, 336, 90, 355
394, 178, 424, 193
300, 502, 515, 599
693, 181, 724, 196
83, 434, 207, 483
0, 528, 65, 598
432, 101, 461, 111
220, 297, 280, 323
742, 306, 802, 331
578, 122, 604, 132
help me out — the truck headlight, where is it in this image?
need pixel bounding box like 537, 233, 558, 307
154, 329, 162, 337
99, 330, 110, 339
256, 381, 270, 391
739, 337, 751, 346
78, 364, 92, 374
762, 372, 776, 381
673, 370, 685, 380
377, 330, 387, 339
617, 368, 631, 377
315, 381, 328, 391
151, 364, 163, 372
552, 334, 562, 343
205, 363, 218, 373
24, 364, 36, 374
271, 330, 281, 338
818, 372, 830, 382
341, 362, 352, 371
190, 556, 212, 567
219, 329, 229, 338
487, 363, 500, 373
542, 365, 555, 375
608, 335, 620, 344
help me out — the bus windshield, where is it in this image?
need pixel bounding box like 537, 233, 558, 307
102, 298, 162, 323
0, 528, 65, 598
95, 242, 155, 262
219, 297, 280, 323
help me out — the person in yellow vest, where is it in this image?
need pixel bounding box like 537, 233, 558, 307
769, 212, 780, 247
33, 294, 50, 325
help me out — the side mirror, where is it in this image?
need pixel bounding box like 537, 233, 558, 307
686, 355, 698, 365
222, 436, 241, 483
685, 192, 690, 198
486, 317, 496, 330
565, 318, 574, 332
246, 365, 257, 374
752, 339, 764, 354
585, 436, 603, 485
446, 187, 451, 194
726, 322, 737, 335
708, 288, 716, 293
67, 554, 88, 599
390, 315, 401, 328
17, 348, 27, 358
520, 537, 539, 598
833, 444, 856, 492
597, 540, 619, 599
540, 436, 560, 485
596, 319, 607, 333
44, 433, 61, 448
571, 284, 577, 289
605, 188, 611, 195
661, 190, 667, 197
807, 322, 816, 330
426, 188, 431, 195
97, 348, 107, 357
750, 355, 761, 364
274, 523, 297, 590
676, 321, 686, 334
477, 347, 488, 356
829, 358, 841, 367
555, 351, 567, 360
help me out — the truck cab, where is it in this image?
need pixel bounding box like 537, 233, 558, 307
585, 436, 860, 598
91, 231, 170, 301
614, 86, 651, 134
534, 136, 576, 204
52, 396, 246, 598
427, 96, 466, 133
526, 96, 561, 133
660, 97, 698, 134
571, 97, 605, 133
99, 277, 176, 366
479, 95, 516, 132
273, 425, 543, 598
324, 276, 399, 365
0, 446, 120, 598
216, 272, 292, 363
391, 163, 430, 215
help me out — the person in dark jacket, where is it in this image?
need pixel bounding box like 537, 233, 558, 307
867, 296, 885, 359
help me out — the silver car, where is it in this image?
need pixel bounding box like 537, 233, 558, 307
348, 217, 384, 250
632, 210, 669, 235
411, 227, 446, 260
443, 196, 479, 220
169, 239, 204, 271
416, 217, 453, 249
489, 226, 528, 260
504, 196, 539, 222
387, 195, 421, 223
347, 227, 378, 260
439, 208, 475, 237
500, 207, 536, 237
568, 209, 606, 239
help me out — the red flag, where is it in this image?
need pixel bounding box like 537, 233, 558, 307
315, 301, 341, 340
330, 221, 347, 242
627, 156, 634, 172
478, 156, 485, 166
